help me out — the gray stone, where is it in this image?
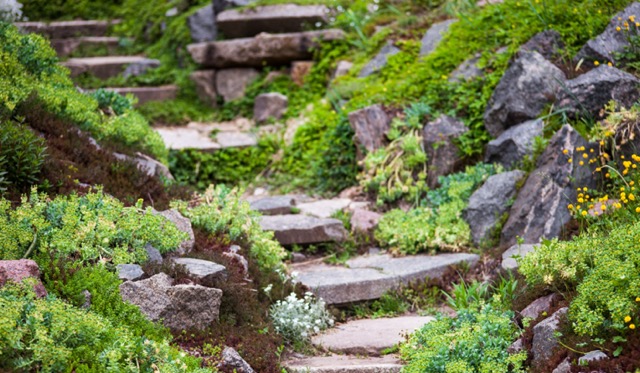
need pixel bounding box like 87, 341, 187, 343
219, 347, 254, 373
500, 125, 597, 247
507, 338, 523, 354
312, 316, 434, 355
119, 273, 223, 331
485, 119, 545, 169
359, 42, 400, 77
222, 245, 250, 278
423, 115, 469, 188
249, 195, 296, 215
104, 85, 179, 105
15, 20, 119, 39
214, 0, 254, 14
464, 170, 526, 246
116, 264, 144, 281
579, 350, 608, 365
420, 19, 456, 57
50, 36, 121, 58
188, 4, 217, 43
521, 293, 561, 320
350, 209, 382, 235
254, 92, 288, 123
260, 215, 347, 245
484, 51, 566, 137
153, 209, 195, 255
348, 104, 391, 154
82, 289, 92, 309
501, 244, 537, 271
284, 354, 402, 373
292, 252, 479, 304
555, 65, 640, 120
291, 61, 314, 86
122, 58, 160, 78
575, 3, 640, 63
297, 199, 352, 219
215, 68, 260, 102
188, 29, 345, 68
521, 30, 564, 60
172, 258, 227, 282
552, 358, 572, 373
156, 121, 256, 151
63, 55, 150, 79
113, 152, 174, 180
333, 60, 353, 79
214, 131, 257, 148
291, 252, 307, 263
145, 244, 163, 265
190, 70, 217, 106
532, 307, 568, 368
449, 53, 482, 83
217, 4, 328, 39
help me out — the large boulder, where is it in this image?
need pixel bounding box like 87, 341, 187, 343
464, 170, 526, 246
254, 92, 288, 123
500, 125, 597, 247
484, 51, 566, 137
575, 2, 640, 63
419, 19, 456, 57
190, 70, 217, 106
188, 4, 217, 43
119, 273, 223, 331
485, 119, 545, 168
0, 260, 46, 298
555, 65, 640, 120
216, 68, 260, 102
520, 30, 564, 60
152, 209, 195, 255
348, 104, 392, 154
423, 115, 469, 187
532, 307, 568, 369
358, 42, 400, 77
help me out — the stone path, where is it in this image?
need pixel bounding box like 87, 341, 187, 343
156, 120, 258, 151
285, 354, 402, 373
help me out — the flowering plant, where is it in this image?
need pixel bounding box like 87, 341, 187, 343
270, 292, 334, 343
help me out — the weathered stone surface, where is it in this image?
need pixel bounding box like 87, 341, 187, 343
145, 244, 163, 265
15, 20, 119, 39
116, 264, 144, 281
464, 170, 526, 246
359, 42, 400, 77
51, 36, 120, 57
485, 119, 544, 168
449, 53, 482, 83
575, 3, 640, 63
579, 350, 608, 365
260, 215, 347, 245
297, 199, 352, 219
153, 209, 195, 255
291, 61, 314, 85
215, 68, 260, 102
293, 253, 479, 304
223, 245, 250, 278
215, 131, 258, 148
284, 354, 402, 373
156, 121, 256, 151
521, 293, 561, 320
172, 258, 227, 282
105, 85, 179, 105
484, 51, 566, 137
254, 92, 288, 122
552, 358, 572, 373
350, 209, 382, 234
507, 338, 524, 354
63, 56, 149, 79
348, 104, 391, 154
217, 4, 328, 39
419, 19, 456, 57
249, 195, 296, 215
188, 29, 345, 68
113, 152, 174, 180
190, 70, 217, 106
521, 30, 564, 60
122, 58, 160, 78
501, 244, 537, 271
423, 115, 469, 188
555, 65, 640, 119
333, 60, 353, 79
500, 125, 597, 247
119, 273, 223, 331
219, 347, 254, 373
532, 307, 568, 369
312, 316, 434, 355
188, 4, 217, 43
0, 260, 46, 298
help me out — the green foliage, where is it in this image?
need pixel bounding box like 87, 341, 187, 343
90, 88, 134, 116
401, 302, 526, 373
270, 292, 334, 344
173, 185, 286, 271
425, 163, 499, 207
444, 275, 519, 312
137, 97, 214, 125
0, 284, 206, 372
20, 0, 123, 20
0, 120, 46, 190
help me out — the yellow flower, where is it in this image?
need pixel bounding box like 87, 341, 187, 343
608, 62, 613, 67
579, 161, 584, 166
562, 149, 569, 155
600, 140, 605, 146
568, 158, 573, 163
617, 26, 622, 31
625, 316, 632, 323
568, 204, 574, 210
636, 297, 640, 302
583, 153, 588, 159
631, 324, 636, 330
578, 198, 584, 203
583, 187, 588, 192
601, 204, 607, 211
594, 61, 600, 66
606, 173, 611, 178
631, 181, 636, 186
581, 210, 588, 217
635, 207, 640, 213
630, 194, 636, 201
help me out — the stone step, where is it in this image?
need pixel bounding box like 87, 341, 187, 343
63, 55, 148, 79
15, 20, 120, 39
259, 215, 347, 245
187, 29, 345, 68
292, 252, 479, 305
217, 4, 329, 39
284, 354, 402, 373
313, 315, 433, 355
156, 120, 257, 151
51, 36, 121, 57
104, 85, 179, 105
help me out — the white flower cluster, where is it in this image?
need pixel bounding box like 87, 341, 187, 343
270, 292, 334, 343
0, 0, 23, 22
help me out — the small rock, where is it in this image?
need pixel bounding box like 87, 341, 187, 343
423, 115, 469, 188
507, 338, 523, 354
291, 252, 307, 263
420, 19, 456, 57
122, 58, 160, 78
0, 259, 47, 298
82, 289, 92, 309
249, 195, 296, 215
223, 245, 250, 277
350, 208, 382, 235
254, 92, 288, 123
501, 244, 537, 271
348, 104, 392, 155
165, 7, 179, 17
485, 119, 545, 169
449, 53, 483, 83
579, 350, 608, 365
520, 30, 564, 60
145, 244, 163, 265
215, 68, 260, 102
188, 4, 217, 43
153, 209, 195, 255
333, 60, 353, 79
172, 258, 228, 282
190, 70, 217, 106
532, 307, 568, 368
291, 61, 314, 86
552, 358, 572, 373
117, 264, 145, 281
359, 42, 400, 77
219, 347, 255, 373
521, 293, 561, 320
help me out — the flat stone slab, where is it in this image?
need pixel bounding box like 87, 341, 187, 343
284, 354, 402, 373
312, 316, 433, 355
172, 258, 227, 282
260, 214, 347, 245
297, 199, 352, 218
292, 253, 479, 304
51, 36, 121, 57
105, 85, 178, 105
249, 195, 297, 215
15, 20, 120, 39
156, 121, 257, 151
116, 264, 144, 281
63, 55, 148, 79
217, 4, 329, 38
188, 29, 344, 68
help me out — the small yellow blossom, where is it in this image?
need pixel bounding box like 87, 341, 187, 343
636, 297, 640, 302
581, 210, 588, 216
594, 61, 600, 66
631, 324, 636, 330
601, 204, 607, 211
608, 62, 613, 66
568, 158, 573, 163
625, 316, 632, 323
579, 161, 584, 166
568, 204, 574, 210
617, 26, 622, 31
630, 194, 636, 201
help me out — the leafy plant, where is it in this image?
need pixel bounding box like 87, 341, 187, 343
270, 291, 334, 344
0, 120, 46, 190
443, 280, 490, 311
90, 88, 134, 116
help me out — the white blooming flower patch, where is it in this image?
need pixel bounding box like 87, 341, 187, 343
270, 292, 334, 343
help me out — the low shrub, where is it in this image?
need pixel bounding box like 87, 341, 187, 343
90, 88, 134, 116
0, 120, 46, 191
270, 292, 334, 344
